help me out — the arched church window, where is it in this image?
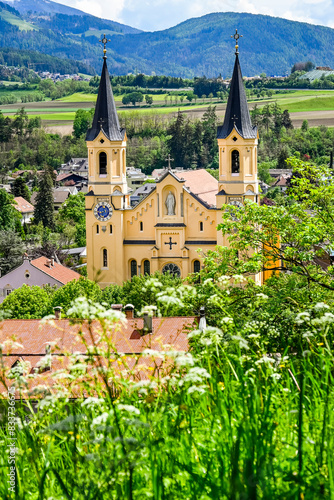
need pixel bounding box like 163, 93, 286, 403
99, 152, 107, 175
103, 249, 108, 268
140, 221, 143, 231
162, 263, 181, 278
130, 260, 137, 278
231, 150, 240, 174
200, 221, 203, 232
193, 260, 201, 273
143, 260, 150, 275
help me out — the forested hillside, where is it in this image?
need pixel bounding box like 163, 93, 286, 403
1, 3, 334, 77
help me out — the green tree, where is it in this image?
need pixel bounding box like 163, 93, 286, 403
57, 192, 86, 246
73, 109, 94, 138
51, 277, 102, 314
0, 230, 25, 275
0, 189, 22, 231
12, 176, 31, 202
0, 284, 52, 318
34, 166, 55, 230
145, 94, 153, 106
217, 158, 334, 291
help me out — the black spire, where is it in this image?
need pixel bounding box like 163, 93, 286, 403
86, 56, 125, 142
217, 53, 257, 140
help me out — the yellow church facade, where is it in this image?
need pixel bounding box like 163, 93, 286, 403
85, 40, 260, 287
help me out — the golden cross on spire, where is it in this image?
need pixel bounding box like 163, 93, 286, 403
99, 34, 111, 57
231, 29, 242, 55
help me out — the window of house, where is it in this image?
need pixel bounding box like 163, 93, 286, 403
103, 249, 108, 268
130, 260, 137, 278
6, 289, 12, 296
99, 152, 107, 175
200, 221, 203, 232
96, 225, 99, 234
231, 150, 240, 173
143, 260, 150, 275
140, 221, 143, 231
25, 272, 30, 279
110, 225, 113, 234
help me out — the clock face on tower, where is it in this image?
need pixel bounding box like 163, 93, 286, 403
94, 201, 113, 221
229, 199, 243, 208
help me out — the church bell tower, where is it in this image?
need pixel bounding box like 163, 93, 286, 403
216, 30, 259, 211
85, 36, 128, 286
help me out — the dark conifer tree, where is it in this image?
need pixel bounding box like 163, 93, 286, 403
34, 166, 55, 229
12, 176, 31, 201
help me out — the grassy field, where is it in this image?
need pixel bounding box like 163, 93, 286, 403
0, 10, 37, 30
2, 88, 334, 129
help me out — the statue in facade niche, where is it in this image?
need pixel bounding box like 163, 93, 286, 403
165, 191, 176, 215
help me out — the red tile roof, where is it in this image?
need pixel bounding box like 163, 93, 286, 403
0, 316, 197, 396
179, 169, 218, 206
31, 257, 80, 284
0, 317, 195, 355
13, 196, 34, 214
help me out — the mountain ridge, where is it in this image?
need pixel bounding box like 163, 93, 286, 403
1, 2, 334, 77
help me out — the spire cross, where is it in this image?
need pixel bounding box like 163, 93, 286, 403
165, 154, 174, 170
98, 117, 105, 130
232, 114, 238, 125
99, 34, 111, 57
231, 29, 242, 54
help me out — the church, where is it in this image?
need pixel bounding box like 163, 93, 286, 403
85, 35, 260, 287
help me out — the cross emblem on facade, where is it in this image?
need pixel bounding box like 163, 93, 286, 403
98, 117, 105, 130
231, 29, 243, 54
165, 237, 177, 250
165, 154, 174, 170
99, 34, 111, 56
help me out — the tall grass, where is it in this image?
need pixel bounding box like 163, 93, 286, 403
0, 299, 333, 499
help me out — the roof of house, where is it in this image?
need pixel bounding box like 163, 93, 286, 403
53, 189, 71, 204
86, 57, 125, 142
56, 172, 86, 182
31, 256, 80, 284
0, 316, 195, 356
0, 316, 197, 396
178, 169, 218, 206
217, 53, 257, 140
13, 196, 34, 214
274, 175, 290, 187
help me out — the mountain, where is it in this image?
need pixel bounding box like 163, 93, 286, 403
1, 3, 334, 77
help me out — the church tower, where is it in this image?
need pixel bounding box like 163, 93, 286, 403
216, 30, 259, 212
85, 38, 129, 286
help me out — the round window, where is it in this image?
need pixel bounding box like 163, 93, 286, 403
25, 272, 30, 279
162, 263, 181, 277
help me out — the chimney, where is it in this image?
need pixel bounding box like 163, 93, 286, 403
51, 258, 54, 266
45, 343, 51, 355
54, 306, 62, 320
143, 312, 153, 334
198, 307, 206, 331
124, 304, 134, 319
111, 304, 123, 312
47, 259, 52, 268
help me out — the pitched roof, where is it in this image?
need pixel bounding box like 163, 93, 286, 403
178, 169, 218, 206
217, 54, 257, 140
86, 57, 125, 142
0, 316, 196, 356
56, 172, 86, 182
13, 196, 34, 214
31, 256, 80, 284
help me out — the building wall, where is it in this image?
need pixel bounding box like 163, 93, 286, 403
0, 260, 62, 303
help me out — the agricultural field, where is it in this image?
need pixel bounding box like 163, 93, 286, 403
2, 88, 334, 132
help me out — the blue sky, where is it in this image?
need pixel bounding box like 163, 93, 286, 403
58, 0, 334, 31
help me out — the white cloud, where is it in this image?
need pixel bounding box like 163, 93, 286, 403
56, 0, 334, 32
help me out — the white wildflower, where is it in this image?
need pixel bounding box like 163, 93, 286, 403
187, 385, 207, 395
295, 311, 311, 325
81, 397, 105, 409
117, 404, 140, 415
